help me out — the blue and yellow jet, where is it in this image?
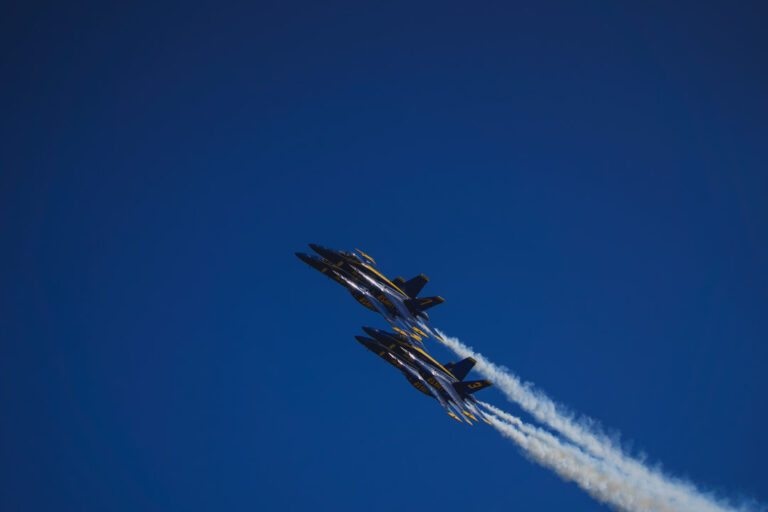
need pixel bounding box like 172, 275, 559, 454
295, 244, 445, 344
355, 327, 493, 424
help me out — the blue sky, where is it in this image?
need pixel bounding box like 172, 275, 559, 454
2, 1, 767, 510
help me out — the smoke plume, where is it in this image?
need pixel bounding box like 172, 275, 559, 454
437, 330, 746, 512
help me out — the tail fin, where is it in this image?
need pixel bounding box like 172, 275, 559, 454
453, 379, 493, 395
402, 274, 429, 297
392, 277, 407, 289
404, 296, 445, 314
444, 357, 476, 381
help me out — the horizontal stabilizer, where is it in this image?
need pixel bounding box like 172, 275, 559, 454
404, 296, 445, 314
454, 379, 493, 395
402, 274, 429, 298
444, 357, 476, 381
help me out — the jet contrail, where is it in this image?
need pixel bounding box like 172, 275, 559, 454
485, 411, 674, 512
437, 330, 744, 512
483, 402, 703, 512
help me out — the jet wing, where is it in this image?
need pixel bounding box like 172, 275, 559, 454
367, 297, 427, 347
377, 287, 439, 343
354, 271, 412, 319
363, 289, 390, 316
397, 360, 450, 408
362, 289, 404, 329
429, 367, 464, 407
335, 271, 367, 294
339, 277, 403, 328
410, 358, 479, 424
351, 271, 442, 344
382, 285, 412, 318
406, 355, 458, 400
342, 274, 394, 319
381, 285, 443, 341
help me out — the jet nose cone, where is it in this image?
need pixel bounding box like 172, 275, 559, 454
296, 252, 326, 271
362, 326, 381, 338
308, 243, 338, 260
308, 243, 328, 254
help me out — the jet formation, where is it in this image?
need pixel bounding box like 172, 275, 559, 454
296, 244, 493, 424
296, 244, 444, 345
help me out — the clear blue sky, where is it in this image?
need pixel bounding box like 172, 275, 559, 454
2, 1, 767, 510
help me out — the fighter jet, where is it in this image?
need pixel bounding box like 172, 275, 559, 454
355, 326, 493, 424
295, 244, 445, 344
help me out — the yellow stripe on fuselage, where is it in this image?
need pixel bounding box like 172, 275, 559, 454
387, 329, 455, 378
408, 345, 455, 379
360, 264, 407, 296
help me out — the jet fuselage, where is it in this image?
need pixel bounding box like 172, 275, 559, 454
355, 327, 492, 424
296, 245, 444, 343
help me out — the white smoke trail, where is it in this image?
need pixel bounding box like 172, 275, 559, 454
485, 411, 670, 512
483, 402, 687, 512
437, 330, 743, 512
